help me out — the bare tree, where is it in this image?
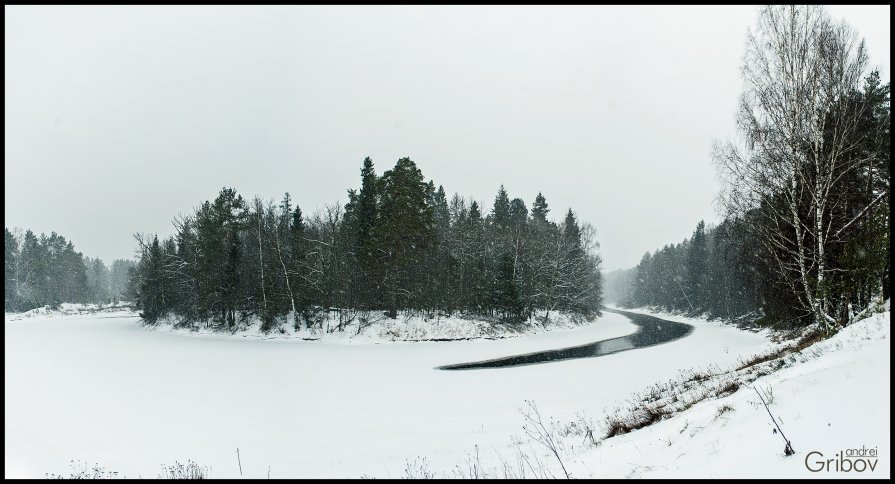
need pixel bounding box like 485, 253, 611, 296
253, 197, 269, 323
274, 200, 298, 328
715, 5, 870, 329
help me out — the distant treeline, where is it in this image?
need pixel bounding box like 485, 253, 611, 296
607, 218, 801, 323
129, 157, 604, 330
4, 228, 135, 311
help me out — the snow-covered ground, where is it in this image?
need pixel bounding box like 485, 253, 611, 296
8, 303, 878, 478
571, 306, 890, 478
4, 302, 134, 321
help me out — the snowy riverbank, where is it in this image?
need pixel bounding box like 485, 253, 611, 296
151, 309, 610, 344
6, 303, 616, 344
4, 302, 135, 321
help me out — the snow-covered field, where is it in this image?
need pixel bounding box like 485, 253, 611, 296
6, 304, 884, 478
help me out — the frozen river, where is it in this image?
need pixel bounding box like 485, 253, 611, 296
5, 308, 768, 478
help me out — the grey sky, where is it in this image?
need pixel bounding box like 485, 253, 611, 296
5, 5, 890, 271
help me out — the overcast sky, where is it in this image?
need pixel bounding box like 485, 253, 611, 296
5, 5, 890, 271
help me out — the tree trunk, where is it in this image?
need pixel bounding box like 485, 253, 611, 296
256, 202, 268, 322
388, 270, 398, 319
274, 227, 297, 328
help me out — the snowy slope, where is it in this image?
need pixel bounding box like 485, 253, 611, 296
553, 307, 891, 479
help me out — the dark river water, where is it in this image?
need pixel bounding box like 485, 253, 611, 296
436, 308, 694, 370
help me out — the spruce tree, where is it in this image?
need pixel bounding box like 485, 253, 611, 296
138, 236, 165, 323
685, 220, 708, 311
509, 198, 528, 227
354, 157, 381, 308
356, 157, 379, 264
490, 185, 511, 229
531, 192, 550, 224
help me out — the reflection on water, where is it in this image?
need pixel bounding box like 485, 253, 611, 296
437, 309, 693, 370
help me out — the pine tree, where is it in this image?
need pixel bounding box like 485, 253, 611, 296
195, 188, 246, 326
371, 157, 436, 318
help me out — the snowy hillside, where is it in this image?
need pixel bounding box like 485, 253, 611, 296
571, 307, 890, 478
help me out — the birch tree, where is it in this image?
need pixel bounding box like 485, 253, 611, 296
715, 5, 870, 328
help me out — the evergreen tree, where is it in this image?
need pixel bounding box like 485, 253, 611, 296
371, 157, 436, 318
137, 236, 165, 323
289, 204, 310, 323
490, 185, 511, 229
19, 230, 44, 309
562, 209, 582, 253
509, 198, 528, 227
492, 251, 524, 322
685, 220, 709, 311
354, 157, 381, 307
356, 157, 379, 265
531, 192, 550, 225
5, 229, 18, 310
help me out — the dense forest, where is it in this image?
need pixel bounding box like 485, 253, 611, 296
128, 157, 604, 330
4, 228, 135, 311
609, 6, 890, 328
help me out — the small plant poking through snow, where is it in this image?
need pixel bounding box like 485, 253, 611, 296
714, 404, 735, 418
46, 460, 121, 479
158, 459, 209, 479
605, 404, 670, 438
520, 400, 572, 478
403, 457, 436, 479
46, 459, 209, 479
558, 411, 599, 447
